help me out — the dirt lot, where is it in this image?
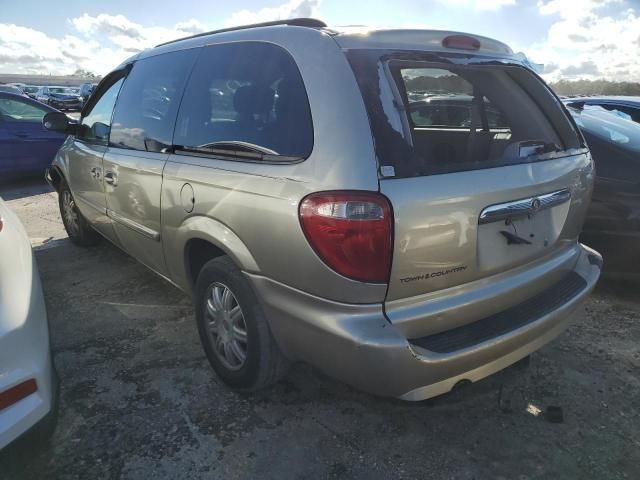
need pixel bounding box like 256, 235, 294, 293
1, 178, 639, 480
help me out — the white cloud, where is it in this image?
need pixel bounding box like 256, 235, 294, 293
0, 1, 321, 75
526, 0, 640, 81
0, 13, 210, 75
225, 0, 321, 26
0, 23, 119, 75
436, 0, 516, 10
537, 0, 619, 17
71, 13, 207, 53
0, 0, 637, 83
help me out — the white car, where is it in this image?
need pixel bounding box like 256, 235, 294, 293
0, 198, 57, 450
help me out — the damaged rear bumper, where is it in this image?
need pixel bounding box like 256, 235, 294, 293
247, 243, 601, 400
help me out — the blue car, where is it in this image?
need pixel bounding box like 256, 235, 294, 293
0, 92, 66, 180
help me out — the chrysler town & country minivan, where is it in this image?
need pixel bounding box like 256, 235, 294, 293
43, 18, 601, 400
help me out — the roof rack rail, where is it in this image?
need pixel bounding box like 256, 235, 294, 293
156, 18, 328, 47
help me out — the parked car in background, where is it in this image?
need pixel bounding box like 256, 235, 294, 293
564, 102, 640, 276
35, 86, 82, 111
0, 198, 58, 450
407, 94, 509, 130
21, 86, 40, 100
564, 96, 640, 124
78, 83, 96, 107
0, 85, 27, 97
44, 19, 601, 400
0, 92, 67, 180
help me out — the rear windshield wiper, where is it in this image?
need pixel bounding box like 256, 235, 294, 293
172, 141, 302, 162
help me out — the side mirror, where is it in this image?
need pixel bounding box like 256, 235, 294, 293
43, 111, 78, 135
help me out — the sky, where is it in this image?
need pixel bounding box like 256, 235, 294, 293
0, 0, 638, 82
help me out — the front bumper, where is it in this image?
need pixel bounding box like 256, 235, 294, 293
248, 243, 601, 400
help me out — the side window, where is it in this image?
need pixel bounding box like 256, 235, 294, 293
78, 78, 124, 143
109, 50, 198, 152
403, 68, 510, 130
0, 98, 49, 123
174, 42, 313, 160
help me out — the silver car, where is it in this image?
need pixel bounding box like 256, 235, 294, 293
0, 198, 57, 449
44, 19, 601, 400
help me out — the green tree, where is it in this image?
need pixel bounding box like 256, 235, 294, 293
549, 80, 640, 96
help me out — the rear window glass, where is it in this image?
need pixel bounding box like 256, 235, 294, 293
404, 68, 509, 129
49, 87, 73, 94
347, 50, 582, 178
174, 42, 313, 161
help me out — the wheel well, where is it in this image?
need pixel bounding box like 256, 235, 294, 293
48, 167, 64, 192
185, 238, 226, 288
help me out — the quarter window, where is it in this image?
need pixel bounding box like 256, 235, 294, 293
78, 78, 124, 143
174, 42, 313, 160
109, 49, 198, 152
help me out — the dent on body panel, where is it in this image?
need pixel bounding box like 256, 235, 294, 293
105, 151, 166, 233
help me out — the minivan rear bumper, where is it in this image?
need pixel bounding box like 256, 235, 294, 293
247, 244, 601, 400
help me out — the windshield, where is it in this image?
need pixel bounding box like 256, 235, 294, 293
49, 87, 75, 94
0, 85, 21, 93
23, 86, 39, 93
570, 105, 640, 153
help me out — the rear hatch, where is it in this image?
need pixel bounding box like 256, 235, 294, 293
345, 46, 592, 310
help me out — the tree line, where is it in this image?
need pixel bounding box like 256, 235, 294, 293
549, 79, 640, 96
404, 74, 640, 97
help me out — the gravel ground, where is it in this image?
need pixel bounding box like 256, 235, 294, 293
1, 178, 638, 480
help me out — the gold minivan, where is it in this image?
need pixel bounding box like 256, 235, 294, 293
44, 18, 601, 400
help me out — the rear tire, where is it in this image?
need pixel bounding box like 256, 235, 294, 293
58, 180, 101, 247
195, 256, 288, 391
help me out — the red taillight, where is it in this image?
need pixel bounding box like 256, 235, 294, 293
299, 191, 393, 283
0, 217, 3, 233
0, 379, 38, 411
442, 35, 481, 51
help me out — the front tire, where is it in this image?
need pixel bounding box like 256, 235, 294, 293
195, 256, 288, 391
58, 180, 101, 246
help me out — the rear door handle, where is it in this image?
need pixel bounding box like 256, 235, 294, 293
104, 171, 118, 186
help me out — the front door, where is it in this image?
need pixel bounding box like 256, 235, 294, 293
68, 76, 125, 240
103, 148, 168, 274
102, 48, 198, 276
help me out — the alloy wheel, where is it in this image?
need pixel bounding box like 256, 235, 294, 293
62, 190, 80, 237
205, 282, 248, 370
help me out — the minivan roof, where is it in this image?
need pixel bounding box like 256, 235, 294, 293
148, 18, 515, 61
329, 27, 513, 56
